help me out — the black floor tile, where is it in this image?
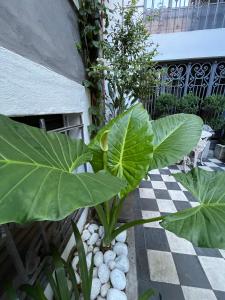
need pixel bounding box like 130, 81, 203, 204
149, 174, 163, 181
145, 281, 185, 300
159, 169, 171, 175
194, 247, 223, 258
140, 198, 159, 211
140, 181, 153, 188
173, 253, 211, 289
135, 225, 146, 249
136, 247, 150, 282
183, 191, 198, 202
154, 189, 171, 200
173, 201, 192, 211
144, 227, 170, 252
169, 165, 180, 170
165, 182, 181, 190
214, 290, 225, 300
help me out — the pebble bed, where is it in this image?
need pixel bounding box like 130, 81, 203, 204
71, 223, 129, 300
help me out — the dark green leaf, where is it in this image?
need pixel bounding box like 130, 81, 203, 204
0, 115, 126, 224
161, 168, 225, 249
138, 288, 156, 300
21, 284, 47, 300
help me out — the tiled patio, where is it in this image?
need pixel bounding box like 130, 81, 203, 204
135, 158, 225, 300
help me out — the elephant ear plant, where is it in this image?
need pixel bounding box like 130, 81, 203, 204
0, 115, 125, 224
89, 103, 205, 246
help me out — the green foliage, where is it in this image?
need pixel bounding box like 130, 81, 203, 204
76, 0, 109, 136
91, 0, 158, 118
176, 93, 199, 114
138, 288, 156, 300
161, 168, 225, 249
0, 115, 125, 224
201, 94, 225, 130
89, 104, 203, 245
154, 93, 177, 118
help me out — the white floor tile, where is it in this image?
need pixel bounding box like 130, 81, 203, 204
170, 169, 182, 174
219, 249, 225, 259
182, 286, 217, 300
190, 201, 200, 207
205, 162, 219, 167
151, 181, 167, 190
168, 190, 188, 201
166, 231, 196, 255
199, 166, 214, 171
157, 199, 177, 213
161, 174, 177, 182
142, 211, 161, 228
149, 169, 160, 175
199, 256, 225, 291
147, 250, 180, 285
209, 158, 222, 163
139, 188, 155, 199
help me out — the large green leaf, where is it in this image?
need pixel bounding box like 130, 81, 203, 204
89, 104, 154, 197
150, 114, 203, 170
0, 115, 125, 224
161, 168, 225, 249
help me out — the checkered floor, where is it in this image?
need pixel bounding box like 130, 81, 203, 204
135, 158, 225, 300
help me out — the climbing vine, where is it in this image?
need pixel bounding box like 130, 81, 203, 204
75, 0, 109, 137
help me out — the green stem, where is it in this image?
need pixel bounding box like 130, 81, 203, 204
112, 215, 165, 240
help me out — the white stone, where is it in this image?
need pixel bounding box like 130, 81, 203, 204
104, 250, 116, 264
82, 229, 91, 241
91, 278, 101, 300
88, 233, 99, 246
100, 282, 110, 297
107, 288, 127, 300
99, 226, 104, 238
88, 245, 94, 253
94, 251, 104, 267
108, 260, 116, 270
93, 247, 99, 254
110, 269, 126, 290
97, 297, 105, 300
86, 252, 92, 270
96, 239, 101, 247
115, 255, 129, 273
93, 267, 98, 278
115, 231, 127, 243
113, 242, 128, 256
85, 223, 90, 229
98, 264, 110, 284
89, 223, 99, 233
75, 272, 81, 284
111, 239, 115, 246
72, 255, 79, 270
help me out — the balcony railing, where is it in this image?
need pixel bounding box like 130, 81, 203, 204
145, 0, 225, 34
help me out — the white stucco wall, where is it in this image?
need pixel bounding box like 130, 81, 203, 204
0, 46, 91, 143
151, 28, 225, 62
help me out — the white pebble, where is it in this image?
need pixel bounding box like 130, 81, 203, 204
110, 269, 126, 290
88, 245, 94, 253
97, 297, 105, 300
82, 229, 91, 241
99, 226, 104, 238
91, 278, 101, 300
88, 233, 99, 246
113, 242, 128, 256
115, 255, 129, 273
101, 282, 110, 297
85, 223, 90, 229
96, 239, 101, 247
72, 256, 79, 270
104, 250, 116, 264
115, 231, 127, 243
89, 223, 99, 233
93, 247, 99, 254
93, 267, 98, 278
94, 251, 104, 267
111, 239, 115, 246
86, 252, 92, 270
98, 264, 110, 284
107, 288, 127, 300
108, 260, 116, 270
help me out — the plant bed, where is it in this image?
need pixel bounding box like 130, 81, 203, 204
71, 221, 129, 300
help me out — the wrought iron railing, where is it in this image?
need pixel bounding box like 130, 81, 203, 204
143, 60, 225, 117
144, 0, 225, 33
